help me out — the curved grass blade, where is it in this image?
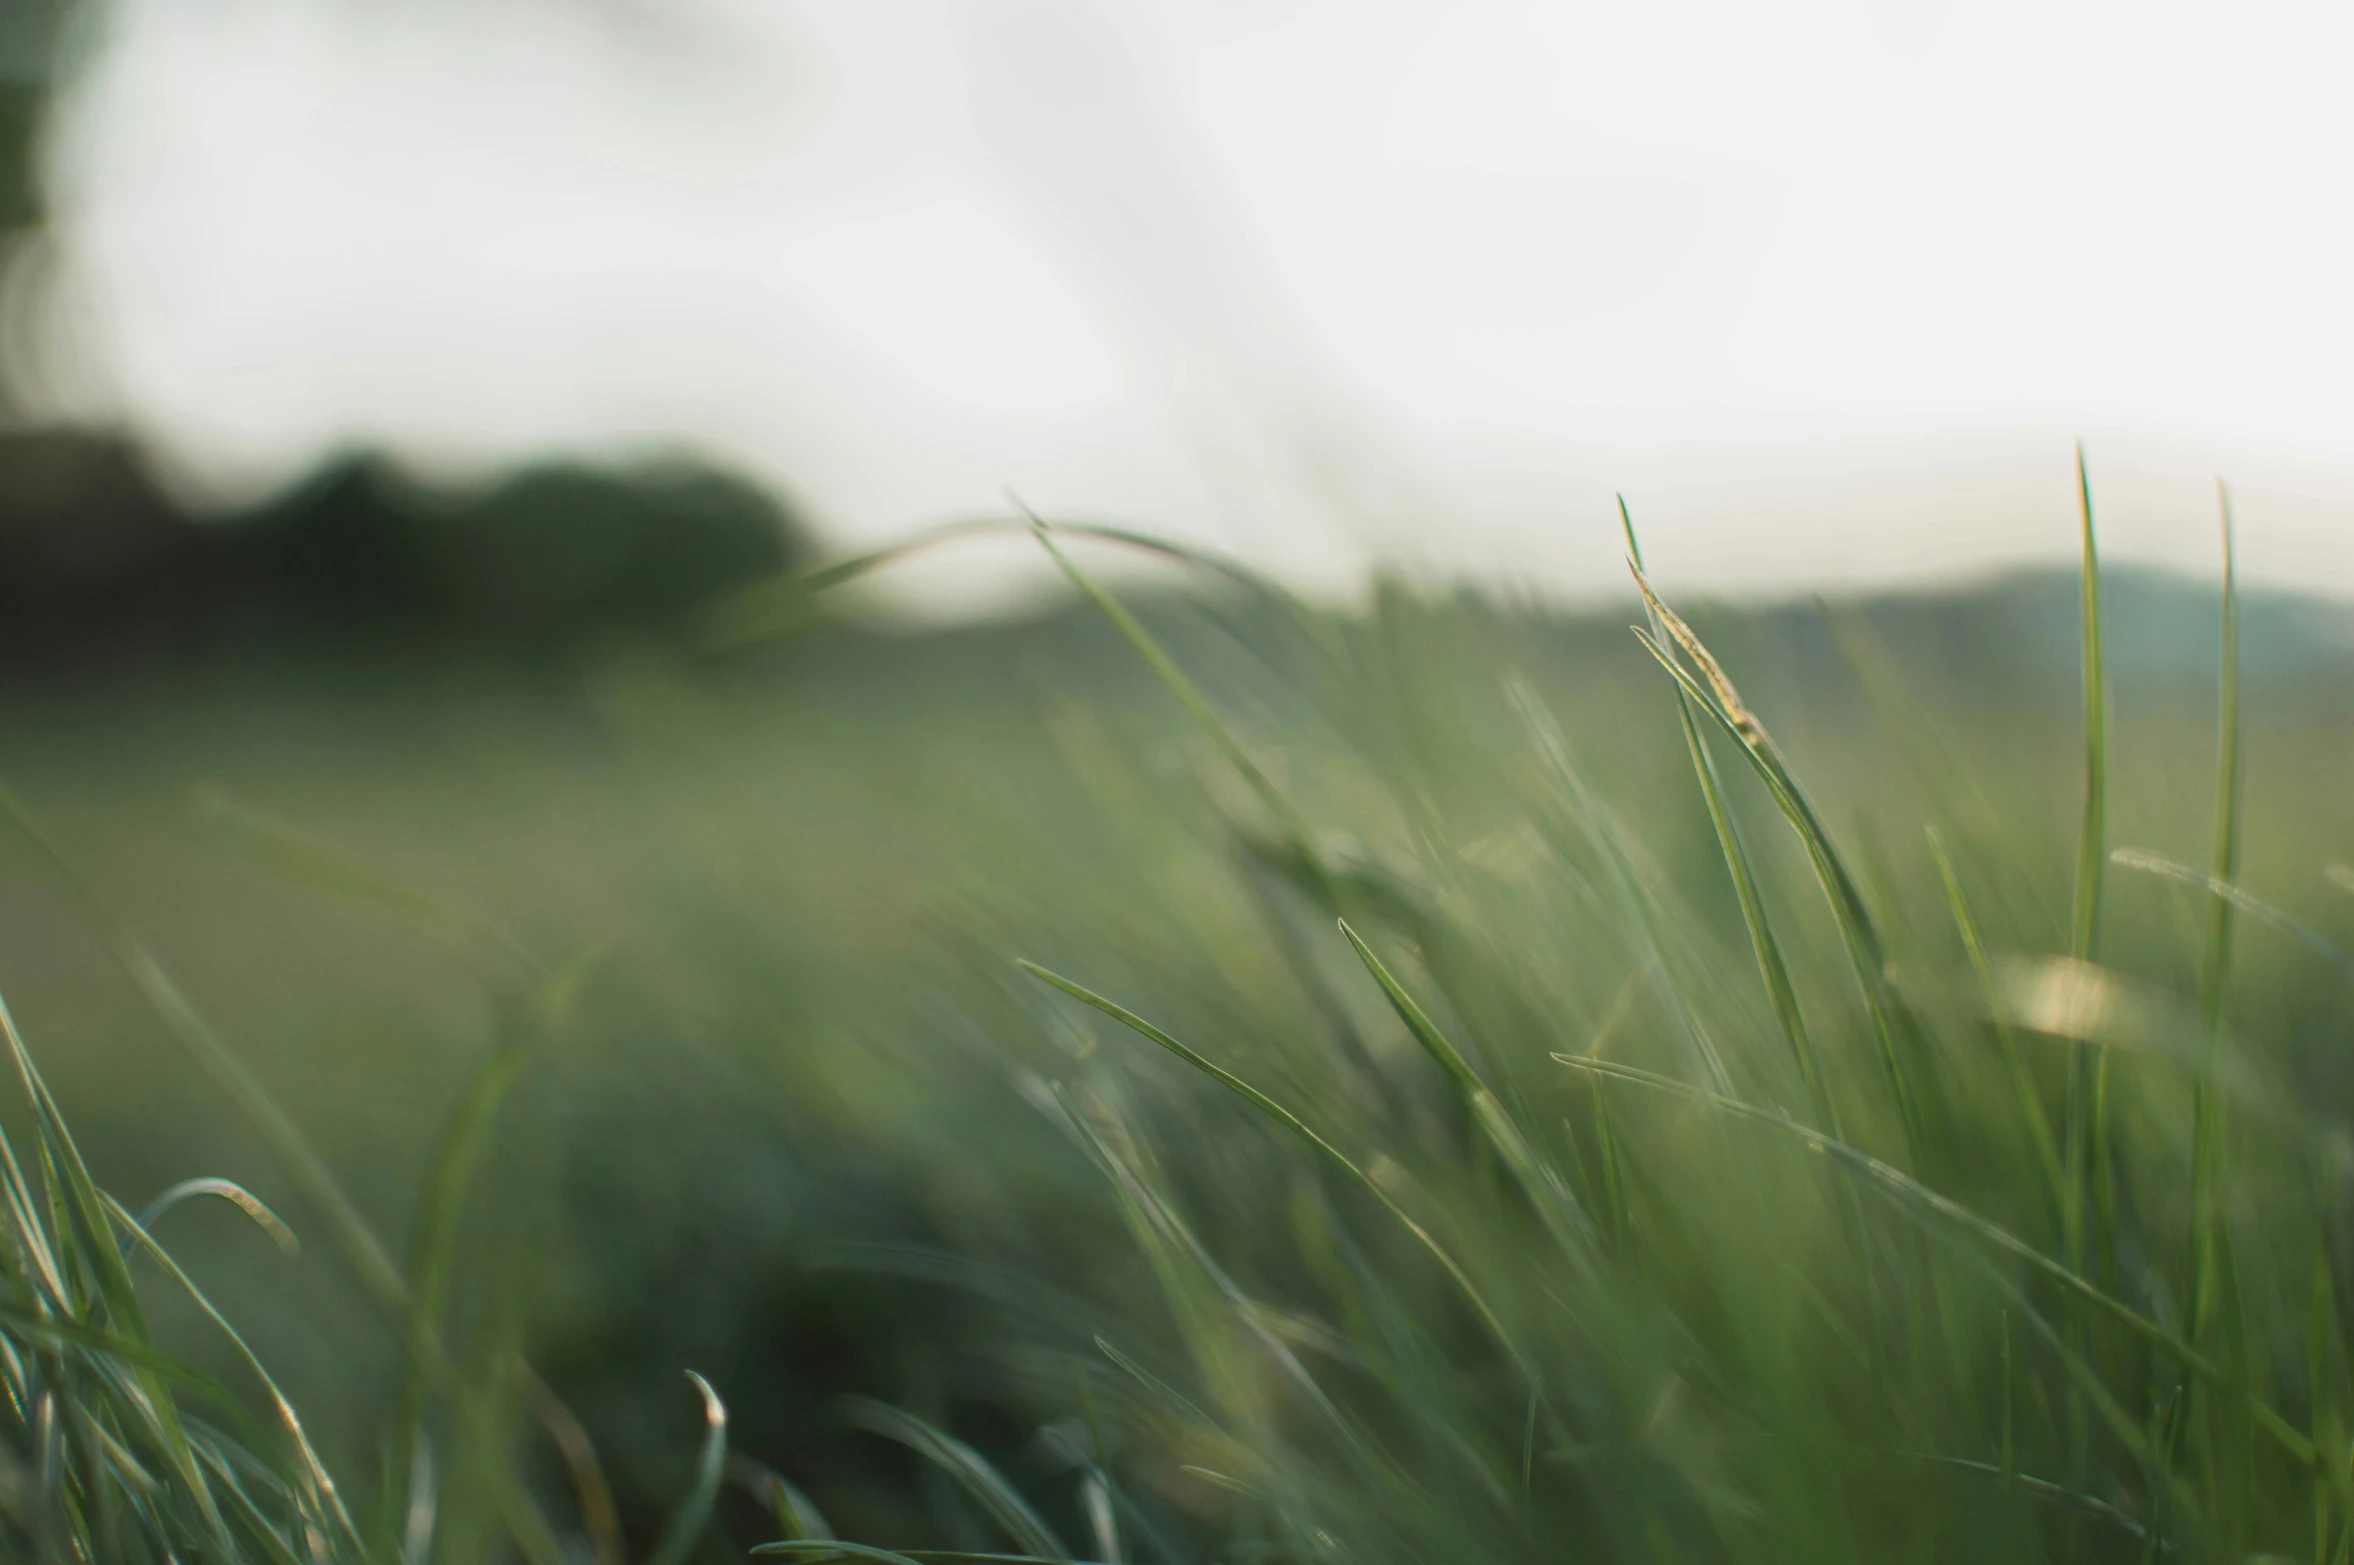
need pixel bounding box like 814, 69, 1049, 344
1020, 960, 1527, 1373
1927, 826, 2065, 1210
521, 1364, 625, 1565
1896, 1452, 2154, 1540
701, 514, 1302, 649
2198, 479, 2243, 1038
2109, 850, 2354, 984
1624, 576, 1931, 1166
1505, 673, 1727, 1094
384, 1017, 542, 1525
2071, 442, 2108, 967
1094, 1335, 1225, 1446
756, 1544, 1077, 1564
647, 1371, 728, 1565
1551, 1052, 2314, 1468
192, 787, 531, 983
753, 1545, 931, 1565
729, 1454, 835, 1544
0, 787, 587, 1564
1052, 1081, 1406, 1492
0, 784, 412, 1317
1653, 631, 1828, 1124
132, 1179, 299, 1258
1593, 500, 1734, 1098
1027, 519, 1318, 865
841, 1397, 1069, 1561
2066, 445, 2113, 1322
0, 986, 237, 1554
2187, 477, 2245, 1512
105, 1193, 365, 1554
1338, 921, 1598, 1256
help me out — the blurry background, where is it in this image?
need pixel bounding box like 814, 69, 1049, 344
7, 0, 2354, 611
1, 2, 2353, 1558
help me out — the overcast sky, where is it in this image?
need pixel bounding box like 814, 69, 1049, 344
24, 0, 2354, 609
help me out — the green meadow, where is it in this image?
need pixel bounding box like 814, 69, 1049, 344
4, 498, 2354, 1562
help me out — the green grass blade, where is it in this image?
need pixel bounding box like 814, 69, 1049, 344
1028, 518, 1320, 865
0, 785, 412, 1318
1338, 920, 1597, 1256
752, 1545, 931, 1564
755, 1544, 1073, 1564
729, 1454, 835, 1543
383, 1018, 539, 1530
1625, 590, 1930, 1164
700, 513, 1311, 653
647, 1371, 728, 1565
1505, 674, 1730, 1094
2067, 443, 2112, 1299
2071, 442, 2108, 967
2191, 481, 2242, 1360
841, 1397, 1070, 1559
521, 1364, 626, 1565
1660, 646, 1829, 1126
1053, 1082, 1404, 1490
1926, 826, 2065, 1211
131, 1179, 299, 1258
1021, 959, 1529, 1373
2108, 850, 2354, 982
193, 787, 531, 983
0, 777, 589, 1565
1552, 1052, 2314, 1467
106, 1193, 364, 1553
0, 988, 239, 1553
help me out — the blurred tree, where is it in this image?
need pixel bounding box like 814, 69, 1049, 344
0, 0, 67, 235
0, 443, 814, 666
0, 2, 815, 669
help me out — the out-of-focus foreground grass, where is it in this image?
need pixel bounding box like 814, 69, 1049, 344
3, 518, 2354, 1562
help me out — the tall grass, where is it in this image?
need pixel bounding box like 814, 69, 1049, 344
2, 488, 2349, 1563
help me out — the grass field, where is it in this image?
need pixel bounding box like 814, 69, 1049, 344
2, 501, 2353, 1562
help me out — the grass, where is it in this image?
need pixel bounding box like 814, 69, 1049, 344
0, 485, 2349, 1561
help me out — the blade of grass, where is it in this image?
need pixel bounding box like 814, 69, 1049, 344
1027, 519, 1319, 867
192, 787, 531, 984
105, 1194, 363, 1553
0, 786, 582, 1565
1623, 593, 1931, 1165
756, 1545, 1072, 1564
2071, 441, 2109, 969
1551, 1052, 2314, 1467
0, 985, 237, 1555
1927, 826, 2065, 1212
131, 1179, 299, 1258
1337, 920, 1597, 1256
699, 513, 1316, 654
1601, 503, 1745, 1101
1505, 672, 1729, 1095
0, 785, 410, 1318
647, 1371, 728, 1565
729, 1454, 835, 1544
522, 1364, 626, 1565
2187, 477, 2244, 1533
1655, 634, 1831, 1127
382, 1012, 543, 1539
2068, 444, 2114, 1318
1053, 1082, 1404, 1491
842, 1398, 1069, 1561
2109, 850, 2354, 983
1021, 959, 1528, 1374
2192, 478, 2240, 1358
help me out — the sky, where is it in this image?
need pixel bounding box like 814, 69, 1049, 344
20, 0, 2354, 610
